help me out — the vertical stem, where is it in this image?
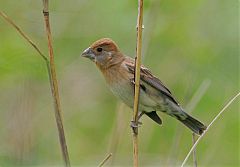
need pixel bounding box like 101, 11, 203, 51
42, 1, 70, 167
132, 0, 144, 167
0, 8, 70, 167
192, 133, 197, 167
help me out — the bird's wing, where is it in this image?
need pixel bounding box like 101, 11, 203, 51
124, 57, 180, 106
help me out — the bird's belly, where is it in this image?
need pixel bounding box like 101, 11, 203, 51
110, 81, 134, 107
109, 81, 157, 111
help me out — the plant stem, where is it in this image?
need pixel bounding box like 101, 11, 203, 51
42, 1, 70, 167
166, 79, 210, 166
0, 11, 47, 62
98, 153, 113, 167
132, 0, 144, 167
0, 7, 70, 167
180, 92, 240, 167
192, 133, 197, 167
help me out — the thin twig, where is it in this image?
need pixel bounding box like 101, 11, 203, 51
98, 153, 113, 167
166, 79, 210, 166
180, 92, 240, 167
187, 80, 210, 167
201, 122, 225, 166
0, 7, 70, 167
107, 1, 159, 165
192, 133, 197, 167
132, 0, 144, 167
0, 11, 48, 62
42, 1, 70, 167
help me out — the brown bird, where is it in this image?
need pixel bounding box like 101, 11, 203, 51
81, 38, 206, 135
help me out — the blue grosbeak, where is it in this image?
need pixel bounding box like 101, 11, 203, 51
81, 38, 206, 135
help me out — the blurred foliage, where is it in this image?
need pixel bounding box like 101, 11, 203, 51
0, 0, 239, 166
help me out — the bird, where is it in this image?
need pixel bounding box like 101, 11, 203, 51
81, 38, 206, 135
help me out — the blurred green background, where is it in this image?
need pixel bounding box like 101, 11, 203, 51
0, 0, 239, 166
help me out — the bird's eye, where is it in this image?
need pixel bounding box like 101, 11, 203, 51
97, 47, 103, 52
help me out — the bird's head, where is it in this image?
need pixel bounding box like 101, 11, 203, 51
81, 38, 124, 69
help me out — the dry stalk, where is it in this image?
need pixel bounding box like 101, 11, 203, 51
0, 11, 47, 62
1, 7, 70, 167
180, 92, 240, 167
42, 1, 70, 167
98, 153, 113, 167
132, 0, 144, 166
166, 79, 210, 166
192, 133, 197, 167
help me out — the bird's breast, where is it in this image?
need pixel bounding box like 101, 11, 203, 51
100, 64, 158, 112
109, 79, 135, 108
108, 79, 159, 112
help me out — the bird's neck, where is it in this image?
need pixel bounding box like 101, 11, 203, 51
96, 53, 125, 71
97, 57, 130, 85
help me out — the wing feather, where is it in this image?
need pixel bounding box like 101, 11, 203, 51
124, 57, 179, 106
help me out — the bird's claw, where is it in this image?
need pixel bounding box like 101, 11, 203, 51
130, 120, 142, 128
131, 120, 142, 134
130, 78, 135, 84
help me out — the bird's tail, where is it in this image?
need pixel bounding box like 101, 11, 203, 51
177, 112, 207, 135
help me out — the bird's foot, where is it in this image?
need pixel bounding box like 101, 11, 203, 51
130, 120, 142, 128
131, 120, 142, 134
130, 112, 144, 134
130, 121, 142, 128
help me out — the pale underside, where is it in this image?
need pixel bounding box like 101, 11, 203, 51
103, 60, 185, 120
109, 79, 160, 112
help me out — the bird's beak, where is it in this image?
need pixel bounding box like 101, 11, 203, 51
81, 47, 95, 61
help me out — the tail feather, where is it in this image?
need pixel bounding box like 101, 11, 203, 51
179, 114, 207, 135
157, 101, 206, 135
